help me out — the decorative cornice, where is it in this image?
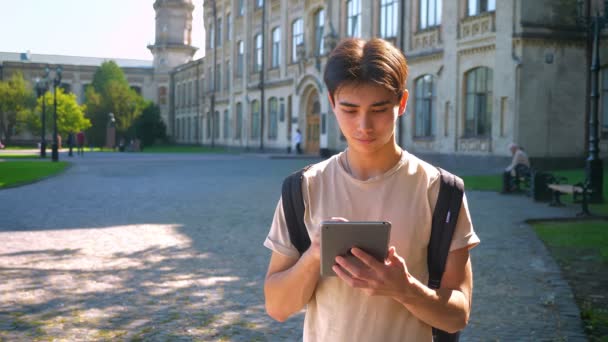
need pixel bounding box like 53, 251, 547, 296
457, 44, 495, 57
407, 49, 444, 64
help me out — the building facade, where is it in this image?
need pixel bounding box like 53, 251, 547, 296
182, 0, 607, 160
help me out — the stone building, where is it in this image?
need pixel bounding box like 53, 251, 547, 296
2, 0, 606, 162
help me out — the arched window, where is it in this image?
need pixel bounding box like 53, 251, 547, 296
346, 0, 361, 37
236, 102, 243, 139
223, 109, 230, 139
268, 97, 278, 140
254, 34, 262, 72
251, 100, 260, 139
272, 27, 281, 68
415, 75, 435, 137
465, 67, 493, 137
292, 18, 303, 63
380, 0, 398, 38
314, 9, 325, 55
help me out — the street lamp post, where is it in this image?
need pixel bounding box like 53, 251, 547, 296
578, 0, 605, 203
35, 66, 50, 158
51, 66, 62, 162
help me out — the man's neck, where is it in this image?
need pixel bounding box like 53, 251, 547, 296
346, 142, 403, 181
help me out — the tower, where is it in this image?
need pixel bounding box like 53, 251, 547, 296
148, 0, 198, 72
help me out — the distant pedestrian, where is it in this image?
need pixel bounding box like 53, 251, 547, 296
76, 130, 86, 156
67, 132, 75, 157
294, 129, 302, 154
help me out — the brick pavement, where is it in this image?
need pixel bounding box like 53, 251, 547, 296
0, 152, 587, 341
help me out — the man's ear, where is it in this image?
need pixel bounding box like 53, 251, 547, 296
327, 92, 335, 109
398, 89, 409, 117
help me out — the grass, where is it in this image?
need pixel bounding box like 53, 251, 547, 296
0, 154, 40, 159
0, 161, 69, 188
461, 174, 502, 191
532, 220, 608, 341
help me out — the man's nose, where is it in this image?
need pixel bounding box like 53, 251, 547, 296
358, 113, 373, 131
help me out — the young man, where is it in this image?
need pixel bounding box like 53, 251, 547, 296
263, 38, 480, 341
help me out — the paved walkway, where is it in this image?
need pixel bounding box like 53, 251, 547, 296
0, 152, 586, 341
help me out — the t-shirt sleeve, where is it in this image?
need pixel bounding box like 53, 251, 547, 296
449, 193, 480, 252
263, 198, 300, 259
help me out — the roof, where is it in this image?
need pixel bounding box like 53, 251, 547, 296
0, 51, 153, 68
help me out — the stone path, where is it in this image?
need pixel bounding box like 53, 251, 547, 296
0, 152, 587, 341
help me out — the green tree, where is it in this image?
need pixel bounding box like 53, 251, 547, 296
85, 61, 144, 147
27, 88, 91, 137
0, 72, 35, 143
132, 102, 167, 147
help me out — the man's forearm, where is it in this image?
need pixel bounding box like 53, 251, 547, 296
395, 276, 470, 333
264, 252, 320, 322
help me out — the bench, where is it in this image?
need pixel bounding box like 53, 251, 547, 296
548, 182, 592, 216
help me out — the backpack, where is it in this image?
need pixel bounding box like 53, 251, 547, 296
281, 166, 464, 342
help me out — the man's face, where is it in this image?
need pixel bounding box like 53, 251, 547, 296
330, 83, 408, 155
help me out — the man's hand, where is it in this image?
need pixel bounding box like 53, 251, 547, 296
333, 246, 416, 301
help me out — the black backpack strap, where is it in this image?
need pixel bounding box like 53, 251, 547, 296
428, 168, 464, 342
281, 165, 313, 256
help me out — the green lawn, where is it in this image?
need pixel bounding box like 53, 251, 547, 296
461, 174, 502, 191
141, 145, 234, 154
532, 221, 608, 340
0, 161, 69, 188
2, 146, 38, 150
0, 154, 40, 159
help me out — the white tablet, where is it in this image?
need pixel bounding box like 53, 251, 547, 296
320, 221, 391, 277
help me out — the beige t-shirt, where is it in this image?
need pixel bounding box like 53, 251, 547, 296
264, 150, 480, 342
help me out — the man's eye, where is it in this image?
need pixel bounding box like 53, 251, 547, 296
343, 110, 357, 114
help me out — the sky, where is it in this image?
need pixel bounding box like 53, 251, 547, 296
0, 0, 205, 61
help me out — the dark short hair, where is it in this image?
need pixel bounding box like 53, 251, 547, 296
323, 38, 408, 102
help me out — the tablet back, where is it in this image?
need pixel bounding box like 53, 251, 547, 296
320, 221, 391, 277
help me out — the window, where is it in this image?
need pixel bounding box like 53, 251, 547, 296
215, 65, 221, 92
254, 34, 262, 72
268, 97, 278, 139
251, 100, 260, 139
272, 27, 281, 68
208, 25, 214, 49
465, 67, 493, 137
226, 14, 231, 41
187, 117, 191, 141
468, 0, 495, 16
602, 69, 608, 135
239, 0, 245, 16
225, 61, 231, 90
347, 0, 361, 37
208, 67, 213, 91
237, 41, 244, 77
380, 0, 398, 38
236, 102, 243, 139
292, 18, 303, 63
214, 111, 220, 139
419, 0, 441, 29
314, 9, 325, 55
217, 18, 222, 47
158, 86, 167, 105
223, 109, 230, 139
414, 75, 435, 137
206, 112, 211, 138
256, 0, 264, 9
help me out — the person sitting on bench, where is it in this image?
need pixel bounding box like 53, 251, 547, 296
502, 143, 530, 193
